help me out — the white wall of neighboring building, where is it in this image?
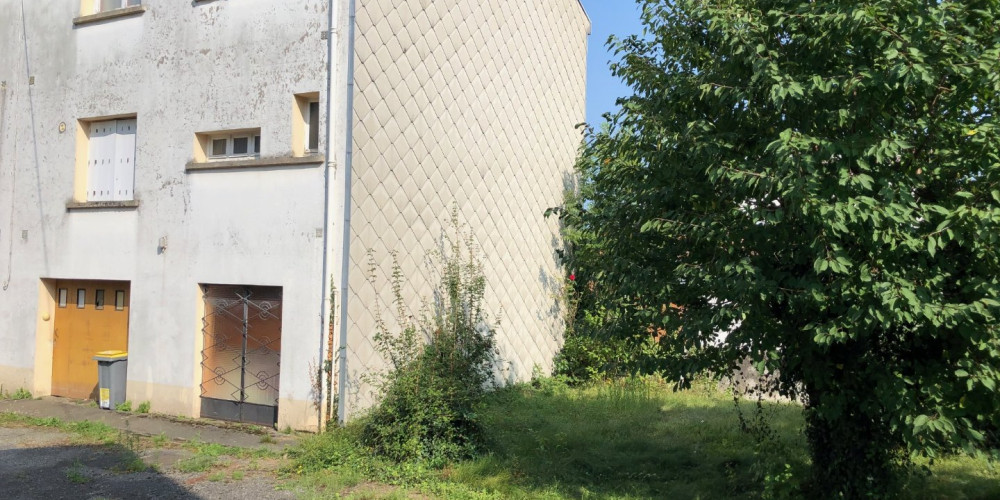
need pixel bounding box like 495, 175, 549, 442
0, 0, 330, 430
341, 0, 590, 415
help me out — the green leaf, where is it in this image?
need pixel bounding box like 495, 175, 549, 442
982, 378, 997, 392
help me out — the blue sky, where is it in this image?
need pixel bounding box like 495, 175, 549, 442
579, 0, 644, 124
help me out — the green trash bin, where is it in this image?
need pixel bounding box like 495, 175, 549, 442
93, 350, 128, 410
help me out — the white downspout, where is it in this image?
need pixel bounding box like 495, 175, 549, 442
335, 0, 358, 426
318, 0, 338, 431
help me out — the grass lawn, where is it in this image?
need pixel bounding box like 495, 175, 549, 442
290, 378, 1000, 499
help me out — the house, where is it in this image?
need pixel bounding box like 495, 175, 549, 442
0, 0, 589, 430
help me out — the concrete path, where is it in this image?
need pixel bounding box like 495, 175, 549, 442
0, 396, 298, 451
0, 397, 303, 499
0, 426, 295, 499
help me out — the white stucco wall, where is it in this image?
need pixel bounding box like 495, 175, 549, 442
0, 0, 329, 429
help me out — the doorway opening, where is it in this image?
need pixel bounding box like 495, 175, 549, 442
199, 285, 282, 426
51, 280, 130, 400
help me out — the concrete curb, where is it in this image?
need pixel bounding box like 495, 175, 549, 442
0, 397, 298, 452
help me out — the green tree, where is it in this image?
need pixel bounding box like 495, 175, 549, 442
565, 0, 1000, 495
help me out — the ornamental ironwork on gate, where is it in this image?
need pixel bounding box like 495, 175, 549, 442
200, 285, 282, 426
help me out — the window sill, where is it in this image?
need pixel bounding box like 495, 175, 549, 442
66, 200, 140, 211
185, 154, 325, 172
73, 5, 146, 26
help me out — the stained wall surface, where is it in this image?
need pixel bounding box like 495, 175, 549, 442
0, 0, 329, 430
343, 0, 590, 413
0, 0, 590, 426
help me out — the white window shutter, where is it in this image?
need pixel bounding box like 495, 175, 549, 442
87, 121, 116, 201
113, 119, 136, 201
100, 122, 116, 201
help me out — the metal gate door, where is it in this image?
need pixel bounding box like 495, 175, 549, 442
200, 285, 282, 425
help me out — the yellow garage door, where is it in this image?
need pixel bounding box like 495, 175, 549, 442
51, 280, 130, 400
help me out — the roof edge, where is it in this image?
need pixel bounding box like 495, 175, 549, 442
575, 0, 592, 35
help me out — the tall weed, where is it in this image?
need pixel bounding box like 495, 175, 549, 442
361, 211, 499, 466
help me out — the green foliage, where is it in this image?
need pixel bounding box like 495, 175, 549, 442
287, 381, 999, 498
454, 377, 810, 499
562, 0, 1000, 496
551, 277, 651, 383
554, 334, 621, 383
176, 454, 217, 473
114, 400, 132, 412
180, 438, 274, 460
735, 397, 806, 499
545, 210, 663, 382
65, 461, 90, 484
65, 420, 119, 445
289, 422, 437, 487
0, 387, 32, 400
135, 401, 150, 414
115, 456, 151, 474
360, 212, 499, 466
292, 378, 810, 498
152, 432, 168, 448
289, 422, 370, 474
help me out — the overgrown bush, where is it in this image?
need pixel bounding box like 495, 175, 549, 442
548, 248, 660, 384
554, 334, 634, 384
360, 213, 499, 466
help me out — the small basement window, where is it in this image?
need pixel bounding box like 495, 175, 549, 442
82, 0, 141, 15
210, 133, 260, 159
194, 129, 262, 163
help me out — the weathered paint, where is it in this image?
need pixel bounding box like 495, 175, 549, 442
51, 280, 130, 399
0, 0, 329, 429
0, 0, 590, 428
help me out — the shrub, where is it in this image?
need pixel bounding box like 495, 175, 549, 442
136, 401, 151, 414
545, 210, 669, 384
554, 334, 621, 383
360, 212, 499, 466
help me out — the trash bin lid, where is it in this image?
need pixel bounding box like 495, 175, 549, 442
93, 350, 128, 361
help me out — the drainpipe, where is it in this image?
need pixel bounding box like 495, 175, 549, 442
335, 0, 358, 426
317, 0, 337, 431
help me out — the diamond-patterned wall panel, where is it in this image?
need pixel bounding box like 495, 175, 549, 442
343, 0, 589, 413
